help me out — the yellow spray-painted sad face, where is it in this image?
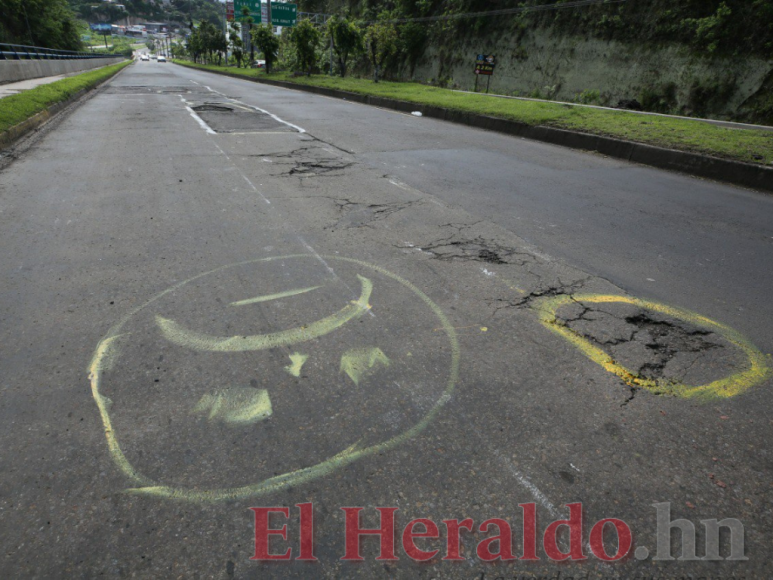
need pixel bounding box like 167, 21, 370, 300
89, 256, 459, 502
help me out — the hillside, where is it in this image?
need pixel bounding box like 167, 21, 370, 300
69, 0, 225, 27
0, 0, 224, 51
309, 0, 773, 123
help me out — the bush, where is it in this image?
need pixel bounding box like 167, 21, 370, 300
639, 82, 678, 114
575, 89, 601, 105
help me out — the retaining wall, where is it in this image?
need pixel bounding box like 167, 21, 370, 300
0, 57, 126, 85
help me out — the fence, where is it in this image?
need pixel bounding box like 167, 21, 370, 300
0, 43, 114, 61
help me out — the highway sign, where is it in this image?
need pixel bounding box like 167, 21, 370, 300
234, 0, 261, 20
235, 1, 297, 26
269, 3, 297, 27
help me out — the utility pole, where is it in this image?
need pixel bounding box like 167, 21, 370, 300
250, 18, 254, 64
223, 1, 229, 63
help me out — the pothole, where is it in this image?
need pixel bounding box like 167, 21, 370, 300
191, 104, 234, 113
188, 101, 296, 133
556, 301, 742, 389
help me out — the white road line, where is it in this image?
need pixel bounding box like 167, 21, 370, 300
203, 84, 307, 133
475, 428, 561, 519
469, 425, 608, 564
296, 237, 376, 318
179, 94, 216, 135
210, 140, 372, 312
211, 141, 271, 205
185, 106, 216, 135
237, 102, 307, 133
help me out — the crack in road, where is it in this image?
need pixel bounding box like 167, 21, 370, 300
555, 302, 731, 399
326, 198, 422, 230
487, 278, 592, 316
414, 222, 539, 266
254, 145, 357, 178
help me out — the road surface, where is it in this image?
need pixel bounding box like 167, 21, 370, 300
0, 60, 772, 578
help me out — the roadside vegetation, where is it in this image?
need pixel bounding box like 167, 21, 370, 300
78, 25, 140, 58
67, 0, 223, 29
0, 60, 131, 134
0, 0, 83, 50
169, 1, 773, 124
173, 59, 773, 166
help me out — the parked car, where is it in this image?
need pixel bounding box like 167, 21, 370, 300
251, 60, 266, 69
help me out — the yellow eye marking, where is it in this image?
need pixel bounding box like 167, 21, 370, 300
340, 347, 390, 385
192, 387, 272, 426
156, 275, 372, 352
284, 352, 308, 377
230, 286, 321, 307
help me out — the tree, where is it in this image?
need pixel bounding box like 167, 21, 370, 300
185, 20, 226, 64
241, 6, 255, 64
400, 21, 427, 78
171, 41, 188, 59
327, 15, 362, 78
229, 23, 244, 67
291, 19, 321, 76
186, 28, 202, 62
364, 18, 398, 83
252, 24, 279, 74
0, 0, 83, 50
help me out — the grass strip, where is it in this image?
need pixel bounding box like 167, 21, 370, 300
0, 60, 131, 134
174, 59, 773, 166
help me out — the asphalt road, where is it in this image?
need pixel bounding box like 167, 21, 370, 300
0, 60, 772, 579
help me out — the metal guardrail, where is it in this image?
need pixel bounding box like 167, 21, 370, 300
0, 43, 114, 61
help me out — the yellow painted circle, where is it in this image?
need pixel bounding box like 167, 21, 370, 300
533, 294, 770, 400
88, 255, 460, 502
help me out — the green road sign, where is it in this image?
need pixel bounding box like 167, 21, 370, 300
269, 3, 297, 27
235, 0, 296, 26
234, 0, 261, 20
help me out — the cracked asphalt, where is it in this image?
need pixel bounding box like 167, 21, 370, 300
1, 61, 772, 578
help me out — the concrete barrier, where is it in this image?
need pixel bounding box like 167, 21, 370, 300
0, 57, 125, 85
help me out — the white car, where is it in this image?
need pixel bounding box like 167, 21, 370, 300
140, 54, 149, 61
157, 55, 166, 62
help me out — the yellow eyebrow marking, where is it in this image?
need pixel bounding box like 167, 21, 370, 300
230, 286, 321, 307
156, 275, 373, 352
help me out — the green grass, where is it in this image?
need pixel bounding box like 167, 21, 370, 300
174, 59, 773, 166
0, 60, 131, 134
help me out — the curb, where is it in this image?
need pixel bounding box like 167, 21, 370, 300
0, 61, 130, 152
173, 61, 773, 193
